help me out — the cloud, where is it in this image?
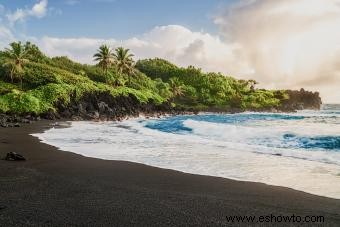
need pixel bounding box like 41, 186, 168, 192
38, 25, 248, 76
214, 0, 340, 103
7, 0, 48, 24
31, 0, 48, 18
2, 0, 340, 102
0, 1, 52, 48
40, 37, 116, 63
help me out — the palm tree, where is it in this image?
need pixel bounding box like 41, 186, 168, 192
169, 77, 184, 102
2, 42, 29, 88
113, 47, 135, 84
248, 79, 258, 92
93, 44, 114, 82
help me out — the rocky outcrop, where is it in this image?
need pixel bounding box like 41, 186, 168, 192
278, 89, 322, 111
49, 92, 185, 121
0, 89, 323, 126
0, 93, 188, 126
0, 114, 37, 128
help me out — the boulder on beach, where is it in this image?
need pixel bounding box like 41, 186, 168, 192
4, 152, 26, 161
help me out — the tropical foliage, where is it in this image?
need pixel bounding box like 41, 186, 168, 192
0, 41, 288, 115
136, 58, 286, 110
93, 45, 114, 82
113, 47, 135, 84
168, 77, 184, 102
1, 42, 30, 87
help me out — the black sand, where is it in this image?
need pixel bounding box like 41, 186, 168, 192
1, 121, 340, 226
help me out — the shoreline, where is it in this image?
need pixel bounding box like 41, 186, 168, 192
1, 120, 340, 226
31, 118, 340, 201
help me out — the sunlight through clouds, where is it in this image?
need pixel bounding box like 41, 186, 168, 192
215, 0, 340, 102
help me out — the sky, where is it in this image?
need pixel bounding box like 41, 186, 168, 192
0, 0, 340, 103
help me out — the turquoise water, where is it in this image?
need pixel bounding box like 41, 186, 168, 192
145, 104, 340, 155
34, 104, 340, 198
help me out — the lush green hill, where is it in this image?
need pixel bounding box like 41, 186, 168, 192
136, 58, 287, 110
0, 41, 289, 117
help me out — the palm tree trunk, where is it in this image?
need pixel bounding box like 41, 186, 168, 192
10, 70, 14, 83
104, 67, 108, 83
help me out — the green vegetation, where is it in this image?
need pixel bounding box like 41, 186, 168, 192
93, 45, 115, 82
113, 47, 135, 79
2, 42, 30, 88
0, 41, 288, 115
135, 58, 287, 110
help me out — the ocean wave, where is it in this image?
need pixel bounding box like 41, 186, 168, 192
32, 105, 340, 199
283, 134, 340, 150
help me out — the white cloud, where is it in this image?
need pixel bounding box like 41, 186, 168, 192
40, 36, 116, 63
31, 0, 48, 18
38, 25, 247, 76
215, 0, 340, 103
0, 1, 52, 48
7, 0, 48, 24
2, 0, 340, 102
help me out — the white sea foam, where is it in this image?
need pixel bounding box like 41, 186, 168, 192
33, 115, 340, 199
183, 118, 340, 165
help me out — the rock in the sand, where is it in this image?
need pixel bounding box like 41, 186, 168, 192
4, 152, 26, 161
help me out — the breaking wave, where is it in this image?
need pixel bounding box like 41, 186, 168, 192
33, 105, 340, 199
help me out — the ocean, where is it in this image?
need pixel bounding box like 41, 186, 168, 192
33, 104, 340, 199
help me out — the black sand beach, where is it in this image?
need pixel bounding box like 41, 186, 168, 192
1, 121, 340, 226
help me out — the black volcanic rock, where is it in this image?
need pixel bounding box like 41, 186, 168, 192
4, 152, 26, 161
278, 88, 322, 111
0, 114, 33, 127
54, 92, 178, 121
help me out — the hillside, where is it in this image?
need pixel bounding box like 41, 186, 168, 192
0, 42, 321, 125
